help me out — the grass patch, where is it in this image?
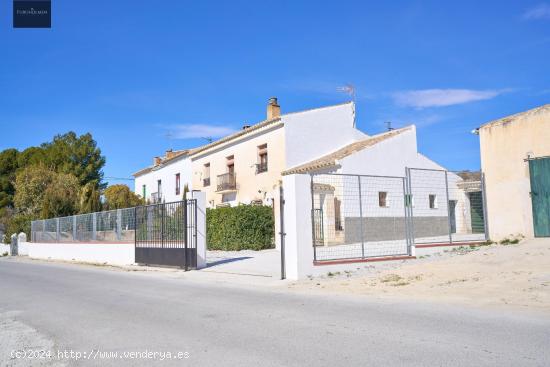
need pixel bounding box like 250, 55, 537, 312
381, 274, 403, 283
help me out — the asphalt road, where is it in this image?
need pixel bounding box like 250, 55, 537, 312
1, 259, 549, 367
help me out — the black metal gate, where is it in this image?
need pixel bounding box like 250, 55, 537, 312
135, 200, 197, 270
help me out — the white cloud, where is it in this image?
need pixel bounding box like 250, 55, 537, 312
523, 3, 550, 20
165, 124, 236, 140
392, 89, 506, 108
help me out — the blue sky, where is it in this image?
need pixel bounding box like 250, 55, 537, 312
0, 1, 549, 187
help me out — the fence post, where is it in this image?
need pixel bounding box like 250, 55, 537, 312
72, 216, 77, 241
444, 170, 453, 245
116, 209, 122, 241
310, 175, 317, 262
56, 218, 60, 242
405, 168, 416, 255
183, 199, 188, 270
481, 172, 490, 241
357, 175, 365, 259
402, 177, 411, 256
92, 212, 97, 241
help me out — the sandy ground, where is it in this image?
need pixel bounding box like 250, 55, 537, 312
289, 238, 550, 314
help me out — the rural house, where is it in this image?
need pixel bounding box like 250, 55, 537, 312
476, 104, 550, 240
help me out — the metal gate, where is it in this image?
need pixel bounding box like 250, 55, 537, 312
405, 168, 488, 245
311, 173, 413, 262
135, 200, 197, 270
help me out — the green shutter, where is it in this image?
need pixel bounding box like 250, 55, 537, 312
529, 158, 550, 237
469, 192, 485, 234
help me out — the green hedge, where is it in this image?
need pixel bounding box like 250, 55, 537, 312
207, 205, 275, 251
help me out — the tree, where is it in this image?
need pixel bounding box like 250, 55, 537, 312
0, 149, 19, 208
13, 165, 56, 218
103, 184, 143, 210
42, 132, 106, 189
40, 173, 80, 218
16, 146, 46, 169
79, 182, 102, 214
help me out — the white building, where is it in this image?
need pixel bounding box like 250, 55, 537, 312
133, 149, 193, 204
133, 99, 367, 208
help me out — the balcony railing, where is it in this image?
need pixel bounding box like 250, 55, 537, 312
216, 172, 236, 192
203, 177, 210, 187
256, 161, 268, 174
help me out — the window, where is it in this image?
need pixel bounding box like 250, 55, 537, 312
203, 163, 210, 187
405, 194, 414, 208
175, 173, 180, 195
378, 192, 388, 208
226, 155, 234, 174
334, 198, 343, 230
429, 194, 438, 209
157, 180, 162, 196
256, 144, 268, 173
142, 185, 146, 199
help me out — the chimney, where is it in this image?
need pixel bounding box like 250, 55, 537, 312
165, 149, 176, 159
153, 156, 162, 166
267, 97, 280, 120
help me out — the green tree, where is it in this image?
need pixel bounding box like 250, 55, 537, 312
13, 165, 56, 218
16, 146, 46, 169
4, 213, 33, 243
0, 148, 19, 208
79, 182, 102, 213
40, 173, 80, 218
103, 184, 143, 210
42, 132, 106, 189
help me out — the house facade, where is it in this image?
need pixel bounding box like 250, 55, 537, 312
133, 149, 193, 204
477, 104, 550, 240
282, 126, 480, 246
134, 99, 366, 209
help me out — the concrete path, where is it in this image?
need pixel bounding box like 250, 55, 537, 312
204, 249, 281, 278
1, 258, 549, 366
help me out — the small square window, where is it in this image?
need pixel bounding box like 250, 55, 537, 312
429, 194, 438, 209
378, 192, 388, 208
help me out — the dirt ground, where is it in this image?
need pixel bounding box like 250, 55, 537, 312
289, 238, 550, 314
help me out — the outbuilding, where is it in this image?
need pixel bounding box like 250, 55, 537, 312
476, 104, 550, 240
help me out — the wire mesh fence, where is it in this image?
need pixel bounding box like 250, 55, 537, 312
311, 174, 411, 261
311, 169, 487, 262
31, 207, 136, 243
407, 168, 487, 245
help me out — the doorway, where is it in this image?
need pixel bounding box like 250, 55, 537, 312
529, 157, 550, 237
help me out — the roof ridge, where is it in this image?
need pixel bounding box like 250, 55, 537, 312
481, 103, 550, 128
282, 126, 412, 176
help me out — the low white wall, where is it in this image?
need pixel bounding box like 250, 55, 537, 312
0, 243, 10, 255
18, 241, 29, 256
283, 174, 375, 279
25, 242, 135, 265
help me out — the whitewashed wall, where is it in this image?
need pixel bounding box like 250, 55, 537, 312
283, 102, 367, 169
25, 242, 135, 265
134, 156, 193, 203
283, 174, 375, 279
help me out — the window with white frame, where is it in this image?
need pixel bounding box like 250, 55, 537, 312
429, 194, 438, 209
378, 191, 389, 208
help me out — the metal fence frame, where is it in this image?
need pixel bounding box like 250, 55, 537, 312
311, 169, 488, 262
310, 173, 413, 262
31, 207, 136, 243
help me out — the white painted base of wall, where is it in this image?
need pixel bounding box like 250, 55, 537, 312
18, 241, 29, 256
25, 242, 135, 265
0, 244, 10, 255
